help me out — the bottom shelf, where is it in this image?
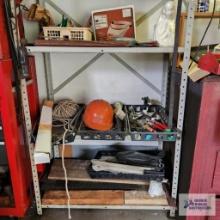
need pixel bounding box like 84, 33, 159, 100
41, 204, 174, 210
41, 190, 175, 211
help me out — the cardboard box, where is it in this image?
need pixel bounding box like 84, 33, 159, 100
92, 5, 136, 41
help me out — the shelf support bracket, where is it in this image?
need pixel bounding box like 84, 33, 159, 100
44, 0, 81, 27
136, 0, 167, 26
43, 53, 54, 100
110, 53, 161, 95
54, 53, 104, 95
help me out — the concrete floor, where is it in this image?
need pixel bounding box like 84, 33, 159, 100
21, 209, 169, 220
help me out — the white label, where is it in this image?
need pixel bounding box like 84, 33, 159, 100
94, 15, 108, 29
179, 194, 216, 216
122, 8, 132, 17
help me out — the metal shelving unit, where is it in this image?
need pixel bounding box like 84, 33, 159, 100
25, 0, 196, 217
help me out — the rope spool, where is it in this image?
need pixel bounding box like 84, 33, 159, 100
53, 99, 79, 120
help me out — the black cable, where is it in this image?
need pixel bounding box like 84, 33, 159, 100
4, 0, 23, 119
190, 0, 217, 67
168, 0, 183, 128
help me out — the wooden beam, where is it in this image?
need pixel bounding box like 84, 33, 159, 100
125, 191, 168, 205
48, 159, 149, 186
181, 12, 220, 18
178, 12, 220, 46
42, 190, 124, 205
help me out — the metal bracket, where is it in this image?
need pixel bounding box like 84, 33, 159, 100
44, 0, 81, 27
136, 0, 167, 26
43, 53, 54, 100
161, 54, 169, 107
110, 53, 161, 94
44, 52, 164, 99
54, 53, 104, 95
53, 145, 60, 158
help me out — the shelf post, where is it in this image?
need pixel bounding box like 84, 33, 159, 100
20, 79, 42, 215
43, 53, 54, 100
170, 0, 196, 217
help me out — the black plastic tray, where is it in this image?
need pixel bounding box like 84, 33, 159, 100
88, 166, 164, 181
78, 106, 128, 141
88, 150, 165, 181
126, 105, 178, 142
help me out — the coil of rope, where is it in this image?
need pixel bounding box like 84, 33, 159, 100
53, 99, 79, 121
52, 100, 80, 144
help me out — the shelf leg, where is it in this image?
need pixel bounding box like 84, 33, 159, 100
20, 79, 42, 215
161, 54, 169, 108
43, 53, 54, 100
170, 0, 196, 217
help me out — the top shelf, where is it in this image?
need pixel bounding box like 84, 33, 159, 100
26, 46, 184, 54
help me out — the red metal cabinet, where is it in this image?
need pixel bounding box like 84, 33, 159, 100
178, 76, 220, 220
189, 78, 220, 195
0, 0, 40, 216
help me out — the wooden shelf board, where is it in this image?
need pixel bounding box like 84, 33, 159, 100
181, 12, 220, 18
42, 190, 169, 207
48, 159, 149, 186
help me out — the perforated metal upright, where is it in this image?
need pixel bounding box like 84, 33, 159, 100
25, 0, 196, 217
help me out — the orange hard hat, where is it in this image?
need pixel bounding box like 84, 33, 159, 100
83, 99, 114, 131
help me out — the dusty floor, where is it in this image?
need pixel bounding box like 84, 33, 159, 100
26, 210, 169, 220
1, 210, 170, 220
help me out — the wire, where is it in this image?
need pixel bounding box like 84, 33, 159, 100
52, 100, 83, 219
190, 0, 217, 66
62, 128, 72, 219
4, 0, 23, 120
52, 100, 82, 144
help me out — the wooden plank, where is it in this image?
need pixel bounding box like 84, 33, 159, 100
178, 12, 220, 46
42, 190, 124, 205
48, 159, 148, 186
35, 39, 130, 47
34, 100, 53, 164
58, 145, 73, 158
181, 12, 220, 18
125, 191, 168, 206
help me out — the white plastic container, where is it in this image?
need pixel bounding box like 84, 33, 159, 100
43, 27, 92, 41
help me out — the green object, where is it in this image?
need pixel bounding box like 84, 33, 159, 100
167, 135, 175, 141
60, 15, 68, 27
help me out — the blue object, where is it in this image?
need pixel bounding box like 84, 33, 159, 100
145, 134, 153, 141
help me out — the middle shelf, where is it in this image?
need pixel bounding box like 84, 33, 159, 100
52, 103, 178, 144
34, 100, 178, 164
